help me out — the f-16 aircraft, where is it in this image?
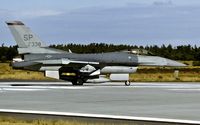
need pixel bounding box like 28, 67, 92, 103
6, 21, 186, 85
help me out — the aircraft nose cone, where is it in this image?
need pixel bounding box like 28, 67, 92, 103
165, 59, 187, 67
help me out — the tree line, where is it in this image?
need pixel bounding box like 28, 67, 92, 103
0, 43, 200, 62
50, 43, 200, 61
0, 44, 18, 62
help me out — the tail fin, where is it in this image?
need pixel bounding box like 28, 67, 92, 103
6, 21, 47, 48
6, 21, 64, 54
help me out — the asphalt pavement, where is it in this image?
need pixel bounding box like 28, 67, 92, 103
0, 82, 200, 122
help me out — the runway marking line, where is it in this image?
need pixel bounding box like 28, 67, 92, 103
0, 86, 92, 91
0, 109, 199, 124
168, 89, 200, 91
0, 88, 48, 91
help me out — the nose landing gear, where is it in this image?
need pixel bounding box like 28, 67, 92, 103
125, 81, 131, 86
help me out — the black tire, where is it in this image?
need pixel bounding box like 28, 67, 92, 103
72, 80, 78, 86
72, 79, 84, 86
125, 81, 131, 86
77, 78, 84, 85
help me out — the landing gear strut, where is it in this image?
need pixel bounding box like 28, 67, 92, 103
125, 81, 131, 86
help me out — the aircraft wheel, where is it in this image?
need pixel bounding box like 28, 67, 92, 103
72, 79, 84, 86
77, 78, 84, 85
125, 81, 131, 86
72, 80, 78, 86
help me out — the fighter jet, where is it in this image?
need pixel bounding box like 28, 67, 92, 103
6, 21, 186, 85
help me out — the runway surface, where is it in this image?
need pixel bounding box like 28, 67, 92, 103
0, 82, 200, 122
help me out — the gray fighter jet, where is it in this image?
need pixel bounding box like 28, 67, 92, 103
6, 21, 186, 85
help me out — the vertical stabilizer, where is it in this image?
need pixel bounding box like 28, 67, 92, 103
6, 21, 47, 48
6, 21, 65, 54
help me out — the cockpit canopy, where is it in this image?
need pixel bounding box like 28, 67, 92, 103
122, 49, 154, 56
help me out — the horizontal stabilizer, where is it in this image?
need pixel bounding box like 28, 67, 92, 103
45, 70, 59, 79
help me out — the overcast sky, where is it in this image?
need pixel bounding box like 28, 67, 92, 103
1, 0, 200, 46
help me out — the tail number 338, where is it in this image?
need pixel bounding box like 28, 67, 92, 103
27, 42, 41, 47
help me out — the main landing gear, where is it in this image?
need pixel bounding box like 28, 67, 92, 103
72, 78, 84, 86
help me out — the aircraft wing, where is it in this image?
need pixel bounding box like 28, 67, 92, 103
34, 58, 99, 65
33, 58, 100, 79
